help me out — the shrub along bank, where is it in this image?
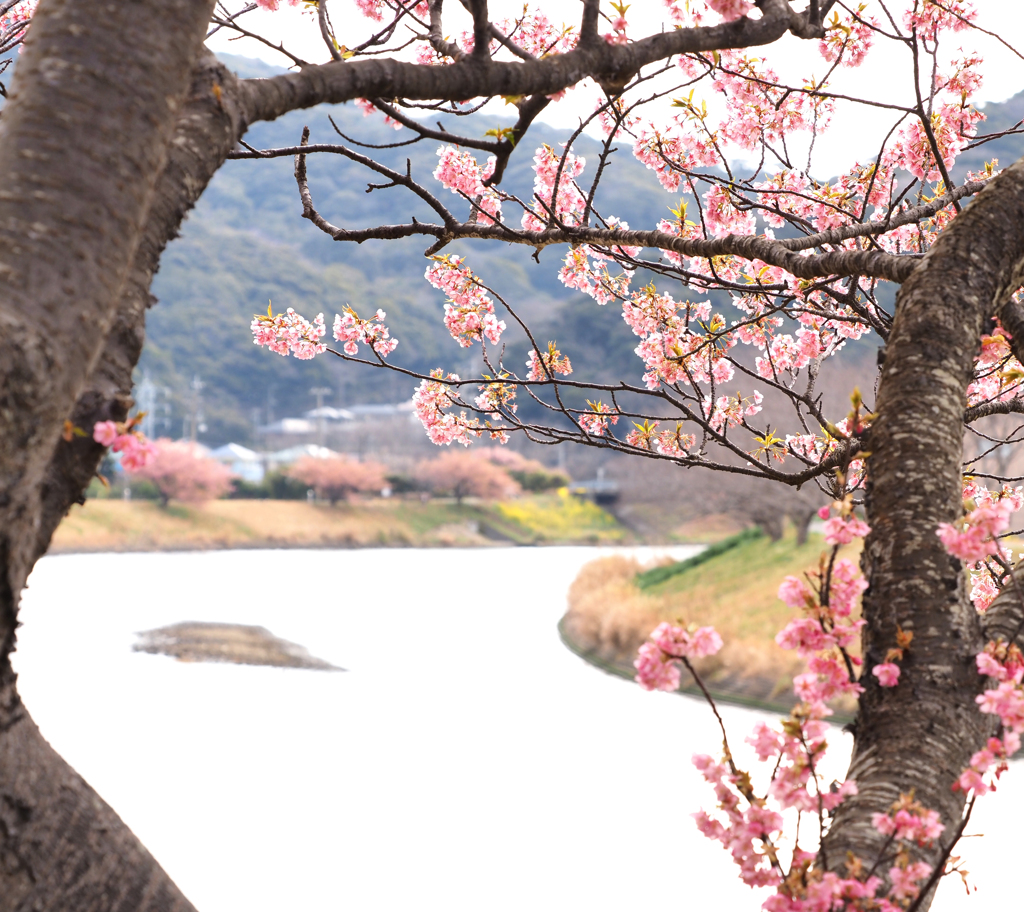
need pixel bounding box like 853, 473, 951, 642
559, 528, 860, 717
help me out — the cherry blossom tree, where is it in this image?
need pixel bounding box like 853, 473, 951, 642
287, 454, 387, 504
128, 440, 236, 506
4, 0, 1024, 909
415, 450, 519, 502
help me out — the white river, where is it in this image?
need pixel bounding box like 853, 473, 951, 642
13, 548, 1014, 911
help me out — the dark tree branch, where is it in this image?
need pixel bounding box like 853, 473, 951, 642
242, 0, 822, 124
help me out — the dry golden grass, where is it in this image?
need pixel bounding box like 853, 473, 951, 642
50, 499, 493, 552
562, 530, 861, 710
50, 495, 630, 552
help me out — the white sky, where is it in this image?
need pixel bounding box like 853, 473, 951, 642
206, 0, 1024, 177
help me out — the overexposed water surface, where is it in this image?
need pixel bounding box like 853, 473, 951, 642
14, 548, 1011, 911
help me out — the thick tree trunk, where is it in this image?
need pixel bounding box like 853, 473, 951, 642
0, 1, 226, 909
822, 159, 1024, 891
0, 663, 197, 911
30, 52, 250, 565
0, 0, 211, 654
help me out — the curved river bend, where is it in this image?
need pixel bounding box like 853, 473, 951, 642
16, 549, 1008, 911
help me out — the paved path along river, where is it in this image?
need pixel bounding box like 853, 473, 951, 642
14, 548, 1011, 911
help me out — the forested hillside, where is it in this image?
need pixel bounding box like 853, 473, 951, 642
140, 54, 1022, 446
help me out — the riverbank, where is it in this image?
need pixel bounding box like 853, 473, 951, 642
49, 494, 630, 552
559, 529, 860, 717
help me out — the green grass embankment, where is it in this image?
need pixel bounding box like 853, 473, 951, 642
560, 528, 860, 717
50, 492, 629, 553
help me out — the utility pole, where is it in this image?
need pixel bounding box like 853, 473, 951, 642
136, 372, 157, 434
310, 386, 332, 447
189, 374, 205, 442
265, 386, 276, 427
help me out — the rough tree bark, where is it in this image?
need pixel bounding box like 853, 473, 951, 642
822, 159, 1024, 876
0, 1, 221, 908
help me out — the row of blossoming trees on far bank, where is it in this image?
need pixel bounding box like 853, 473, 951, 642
92, 419, 563, 506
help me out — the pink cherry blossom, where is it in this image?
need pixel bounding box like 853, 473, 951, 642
526, 344, 572, 381
937, 498, 1015, 563
433, 146, 502, 225
333, 307, 399, 358
578, 400, 619, 436
707, 0, 752, 22
93, 420, 119, 447
118, 435, 158, 472
522, 143, 587, 231
819, 5, 876, 67
634, 641, 681, 691
823, 515, 871, 545
777, 575, 813, 609
651, 621, 724, 659
829, 559, 868, 617
475, 378, 517, 418
425, 255, 506, 347
412, 371, 485, 447
251, 306, 327, 360
873, 662, 901, 687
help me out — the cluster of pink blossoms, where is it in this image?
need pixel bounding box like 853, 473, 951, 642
903, 0, 975, 41
577, 400, 619, 437
252, 304, 399, 361
637, 504, 951, 910
632, 122, 720, 192
957, 642, 1024, 795
559, 239, 636, 305
526, 343, 572, 382
603, 11, 628, 45
474, 377, 517, 419
776, 511, 871, 704
617, 285, 740, 391
875, 48, 983, 182
93, 420, 158, 472
936, 497, 1015, 564
333, 307, 399, 358
957, 479, 1024, 610
704, 184, 755, 236
755, 167, 889, 233
433, 146, 501, 225
621, 418, 696, 455
822, 511, 871, 547
412, 370, 512, 447
817, 4, 876, 67
453, 8, 576, 62
425, 255, 506, 347
522, 144, 587, 231
251, 306, 327, 360
412, 371, 482, 447
0, 0, 35, 34
498, 10, 576, 58
713, 52, 834, 153
966, 326, 1024, 408
707, 391, 763, 434
706, 0, 752, 22
634, 621, 723, 691
755, 325, 846, 381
